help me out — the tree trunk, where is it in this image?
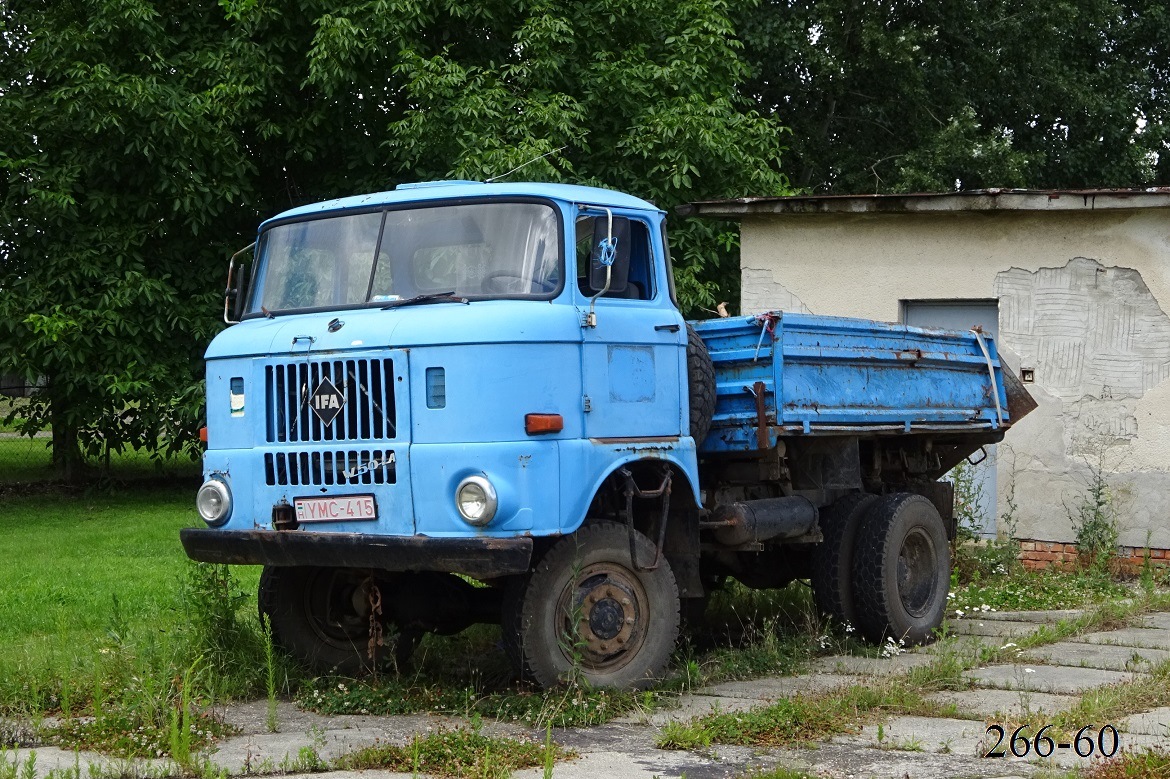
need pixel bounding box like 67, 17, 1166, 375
50, 400, 82, 484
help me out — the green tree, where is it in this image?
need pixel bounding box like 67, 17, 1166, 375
0, 1, 266, 479
0, 0, 788, 479
736, 0, 1170, 193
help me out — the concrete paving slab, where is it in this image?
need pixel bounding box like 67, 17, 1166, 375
511, 748, 718, 779
611, 694, 757, 727
209, 725, 388, 772
220, 700, 388, 733
838, 716, 1163, 770
1075, 626, 1170, 650
928, 635, 1006, 655
209, 705, 534, 773
1023, 640, 1170, 671
832, 715, 987, 755
925, 689, 1079, 719
772, 741, 1041, 778
1012, 731, 1167, 770
1121, 706, 1170, 736
809, 651, 937, 676
967, 663, 1135, 694
947, 619, 1045, 638
978, 609, 1086, 624
692, 673, 855, 700
1138, 612, 1170, 631
4, 746, 173, 779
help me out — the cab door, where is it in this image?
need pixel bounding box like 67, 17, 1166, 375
576, 210, 685, 439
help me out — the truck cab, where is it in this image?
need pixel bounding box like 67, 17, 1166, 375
183, 182, 705, 687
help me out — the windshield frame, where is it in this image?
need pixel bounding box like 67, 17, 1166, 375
242, 196, 567, 320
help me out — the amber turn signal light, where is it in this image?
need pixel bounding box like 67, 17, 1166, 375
199, 426, 209, 443
525, 413, 563, 435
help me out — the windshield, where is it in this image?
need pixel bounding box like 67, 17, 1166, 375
247, 201, 562, 314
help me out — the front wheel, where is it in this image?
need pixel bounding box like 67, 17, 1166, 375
259, 566, 384, 676
852, 493, 950, 645
510, 522, 680, 689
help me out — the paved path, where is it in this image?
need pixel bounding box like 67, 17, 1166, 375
8, 608, 1170, 779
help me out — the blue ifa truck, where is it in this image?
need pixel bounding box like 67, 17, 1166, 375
181, 180, 1035, 689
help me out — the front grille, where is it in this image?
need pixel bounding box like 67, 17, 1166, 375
266, 358, 396, 443
265, 449, 397, 486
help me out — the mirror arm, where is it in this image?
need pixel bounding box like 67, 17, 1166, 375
585, 209, 614, 328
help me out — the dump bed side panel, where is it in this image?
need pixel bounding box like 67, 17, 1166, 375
691, 313, 1010, 454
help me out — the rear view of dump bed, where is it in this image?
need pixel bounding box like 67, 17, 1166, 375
692, 312, 1028, 456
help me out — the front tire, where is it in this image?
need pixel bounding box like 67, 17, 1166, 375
852, 493, 950, 645
259, 566, 382, 676
512, 522, 680, 689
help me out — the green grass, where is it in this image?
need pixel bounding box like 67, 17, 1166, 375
951, 566, 1130, 614
0, 437, 201, 485
0, 437, 54, 483
1083, 746, 1170, 778
0, 485, 213, 658
0, 483, 272, 759
333, 725, 565, 779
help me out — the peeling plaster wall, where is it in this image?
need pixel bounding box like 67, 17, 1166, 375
739, 210, 1170, 547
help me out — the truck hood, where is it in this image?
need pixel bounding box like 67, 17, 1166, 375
205, 300, 584, 359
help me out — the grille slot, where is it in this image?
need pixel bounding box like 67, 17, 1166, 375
264, 449, 397, 486
266, 358, 395, 443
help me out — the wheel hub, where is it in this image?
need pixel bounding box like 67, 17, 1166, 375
897, 528, 938, 617
589, 597, 625, 640
561, 563, 647, 670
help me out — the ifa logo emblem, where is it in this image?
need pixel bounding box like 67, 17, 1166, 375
309, 377, 345, 425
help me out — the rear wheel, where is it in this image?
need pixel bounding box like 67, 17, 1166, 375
811, 492, 878, 628
510, 522, 680, 689
852, 493, 950, 645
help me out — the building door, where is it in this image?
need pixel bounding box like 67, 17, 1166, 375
903, 300, 1000, 538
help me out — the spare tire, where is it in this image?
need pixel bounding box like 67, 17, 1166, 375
687, 323, 716, 444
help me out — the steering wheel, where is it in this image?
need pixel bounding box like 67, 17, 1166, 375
482, 271, 552, 294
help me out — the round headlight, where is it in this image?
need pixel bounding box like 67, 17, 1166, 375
196, 479, 232, 526
455, 475, 497, 526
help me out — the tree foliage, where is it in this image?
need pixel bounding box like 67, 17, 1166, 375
0, 1, 260, 478
0, 0, 787, 477
736, 0, 1170, 193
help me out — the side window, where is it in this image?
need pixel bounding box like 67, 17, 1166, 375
575, 216, 654, 300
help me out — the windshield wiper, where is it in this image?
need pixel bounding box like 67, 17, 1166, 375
380, 291, 470, 310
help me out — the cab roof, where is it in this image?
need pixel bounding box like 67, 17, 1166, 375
261, 181, 662, 228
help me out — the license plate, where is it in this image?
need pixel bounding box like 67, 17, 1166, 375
294, 494, 377, 523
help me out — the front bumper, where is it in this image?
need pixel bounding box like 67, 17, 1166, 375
180, 528, 534, 579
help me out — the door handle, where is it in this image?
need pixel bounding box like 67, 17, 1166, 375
654, 324, 680, 332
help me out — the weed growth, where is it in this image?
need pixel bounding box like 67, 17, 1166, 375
333, 725, 562, 779
1067, 448, 1121, 571
1083, 746, 1170, 778
950, 461, 1021, 584
950, 567, 1128, 613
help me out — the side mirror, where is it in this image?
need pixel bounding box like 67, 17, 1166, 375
224, 242, 256, 324
588, 215, 631, 294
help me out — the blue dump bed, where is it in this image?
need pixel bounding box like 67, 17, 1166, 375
691, 312, 1013, 454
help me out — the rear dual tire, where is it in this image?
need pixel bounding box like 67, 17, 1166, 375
812, 492, 950, 645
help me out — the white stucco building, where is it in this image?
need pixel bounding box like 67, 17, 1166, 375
683, 189, 1170, 552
